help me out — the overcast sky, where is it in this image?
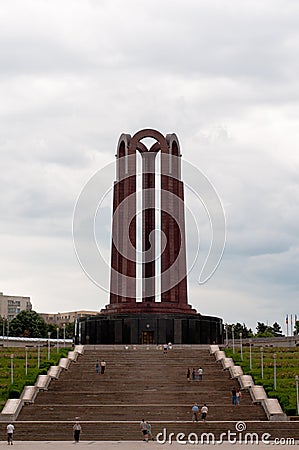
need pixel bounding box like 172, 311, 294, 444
1, 0, 299, 333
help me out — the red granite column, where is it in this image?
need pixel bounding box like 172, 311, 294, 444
161, 135, 188, 308
141, 151, 157, 303
110, 135, 136, 304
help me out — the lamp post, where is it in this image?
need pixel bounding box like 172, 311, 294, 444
10, 354, 14, 384
63, 324, 66, 348
260, 346, 264, 379
37, 340, 41, 369
295, 375, 299, 415
56, 327, 59, 353
249, 339, 252, 370
239, 332, 243, 360
48, 332, 51, 360
273, 353, 277, 390
7, 318, 9, 341
25, 346, 28, 376
232, 325, 235, 353
2, 316, 4, 342
225, 324, 228, 346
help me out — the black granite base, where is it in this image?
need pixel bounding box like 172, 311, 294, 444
75, 313, 223, 345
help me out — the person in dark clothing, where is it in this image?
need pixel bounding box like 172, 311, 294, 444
100, 359, 106, 374
73, 421, 82, 443
232, 387, 237, 405
192, 368, 196, 380
186, 368, 191, 382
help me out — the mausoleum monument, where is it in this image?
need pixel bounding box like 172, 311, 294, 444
76, 129, 223, 344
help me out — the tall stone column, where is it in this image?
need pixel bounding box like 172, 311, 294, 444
160, 136, 188, 307
141, 151, 157, 303
110, 135, 136, 304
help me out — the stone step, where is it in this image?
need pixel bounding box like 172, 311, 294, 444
15, 346, 271, 440
32, 392, 254, 404
13, 421, 299, 441
18, 404, 266, 421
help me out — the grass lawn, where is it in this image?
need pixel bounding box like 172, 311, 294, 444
0, 344, 71, 411
225, 345, 299, 416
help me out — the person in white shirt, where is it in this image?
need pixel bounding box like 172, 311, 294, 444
7, 423, 15, 445
236, 388, 242, 405
201, 404, 208, 422
73, 421, 82, 443
198, 367, 203, 381
100, 359, 106, 374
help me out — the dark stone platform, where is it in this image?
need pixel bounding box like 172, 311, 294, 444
76, 313, 223, 345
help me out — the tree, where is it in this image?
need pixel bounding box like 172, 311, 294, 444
234, 322, 253, 338
272, 322, 283, 337
46, 322, 75, 339
9, 310, 48, 338
226, 322, 253, 339
256, 322, 268, 334
256, 322, 274, 337
65, 322, 74, 339
46, 323, 59, 339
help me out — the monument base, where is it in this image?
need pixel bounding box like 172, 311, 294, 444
76, 313, 223, 345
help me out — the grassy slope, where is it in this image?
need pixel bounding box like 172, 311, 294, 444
225, 346, 299, 415
0, 346, 70, 411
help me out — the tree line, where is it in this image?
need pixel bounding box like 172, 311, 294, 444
225, 321, 299, 339
2, 310, 299, 340
2, 310, 74, 339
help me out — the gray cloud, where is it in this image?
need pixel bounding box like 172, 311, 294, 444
0, 0, 298, 331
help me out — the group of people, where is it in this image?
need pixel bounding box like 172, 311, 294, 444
95, 359, 107, 374
187, 367, 203, 381
140, 419, 154, 442
163, 342, 173, 355
191, 403, 208, 422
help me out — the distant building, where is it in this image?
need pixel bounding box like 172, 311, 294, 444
39, 310, 99, 326
0, 291, 32, 321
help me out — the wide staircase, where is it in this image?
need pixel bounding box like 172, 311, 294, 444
15, 346, 298, 441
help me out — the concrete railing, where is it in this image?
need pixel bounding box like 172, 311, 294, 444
0, 345, 84, 421
249, 385, 267, 403
218, 348, 287, 421
36, 374, 51, 390
229, 365, 243, 379
221, 357, 234, 370
74, 344, 84, 354
238, 374, 254, 390
227, 336, 299, 348
68, 351, 78, 362
214, 350, 226, 362
59, 357, 71, 370
20, 386, 38, 404
262, 398, 287, 421
47, 365, 62, 379
0, 399, 23, 422
209, 344, 220, 355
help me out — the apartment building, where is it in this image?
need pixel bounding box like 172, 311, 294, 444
39, 310, 99, 326
0, 291, 32, 321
